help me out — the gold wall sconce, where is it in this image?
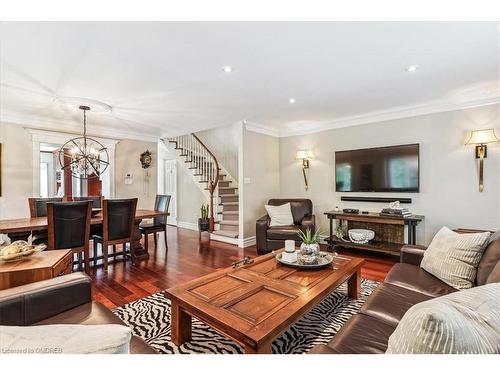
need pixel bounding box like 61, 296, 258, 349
465, 129, 499, 192
296, 150, 314, 191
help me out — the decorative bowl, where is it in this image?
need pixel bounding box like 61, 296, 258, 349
0, 242, 47, 262
348, 229, 375, 244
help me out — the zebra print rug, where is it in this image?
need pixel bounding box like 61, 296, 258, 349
113, 279, 379, 354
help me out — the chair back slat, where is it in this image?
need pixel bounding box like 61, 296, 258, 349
153, 195, 171, 226
103, 198, 138, 242
29, 197, 64, 218
47, 201, 92, 250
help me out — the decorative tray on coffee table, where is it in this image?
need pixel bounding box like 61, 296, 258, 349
275, 251, 335, 269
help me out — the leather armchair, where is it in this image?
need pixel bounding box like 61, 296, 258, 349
256, 199, 315, 255
0, 273, 156, 354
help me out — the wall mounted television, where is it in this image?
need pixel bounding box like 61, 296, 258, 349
335, 144, 420, 193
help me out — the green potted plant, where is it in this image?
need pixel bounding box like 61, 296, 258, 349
298, 227, 323, 264
198, 204, 210, 231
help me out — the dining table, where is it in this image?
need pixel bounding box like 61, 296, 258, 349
0, 209, 168, 261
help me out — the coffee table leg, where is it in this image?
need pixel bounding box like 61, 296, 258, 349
347, 269, 361, 299
171, 301, 192, 346
244, 341, 272, 354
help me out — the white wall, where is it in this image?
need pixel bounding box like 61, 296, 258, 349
115, 139, 158, 209
196, 123, 240, 180
0, 123, 33, 219
279, 104, 500, 245
241, 128, 281, 239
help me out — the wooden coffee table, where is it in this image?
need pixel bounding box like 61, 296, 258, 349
165, 250, 364, 354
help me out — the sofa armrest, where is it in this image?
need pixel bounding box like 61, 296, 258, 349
400, 245, 427, 266
256, 215, 270, 253
301, 215, 316, 232
308, 344, 337, 354
0, 272, 92, 326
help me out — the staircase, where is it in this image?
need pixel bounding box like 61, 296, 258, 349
166, 134, 239, 239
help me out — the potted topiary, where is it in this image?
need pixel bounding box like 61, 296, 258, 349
298, 227, 323, 264
198, 204, 210, 231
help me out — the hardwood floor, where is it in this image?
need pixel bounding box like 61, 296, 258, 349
91, 226, 397, 309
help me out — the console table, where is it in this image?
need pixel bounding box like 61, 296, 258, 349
324, 211, 424, 256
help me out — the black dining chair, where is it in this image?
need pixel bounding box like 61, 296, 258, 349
46, 201, 92, 275
139, 195, 171, 252
72, 196, 102, 209
92, 198, 138, 270
28, 197, 64, 245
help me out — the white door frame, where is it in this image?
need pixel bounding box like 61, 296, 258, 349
163, 159, 178, 225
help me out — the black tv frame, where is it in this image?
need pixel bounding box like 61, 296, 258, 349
334, 143, 420, 193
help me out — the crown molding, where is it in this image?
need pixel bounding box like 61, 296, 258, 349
244, 121, 280, 138
278, 94, 500, 138
0, 111, 160, 143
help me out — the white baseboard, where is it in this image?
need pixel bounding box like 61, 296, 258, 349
176, 221, 198, 231
240, 236, 256, 248
210, 233, 240, 245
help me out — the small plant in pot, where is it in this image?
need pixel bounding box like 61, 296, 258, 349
298, 227, 323, 265
198, 204, 210, 231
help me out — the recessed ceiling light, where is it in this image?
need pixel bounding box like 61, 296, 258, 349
223, 66, 233, 73
406, 65, 419, 73
289, 98, 296, 104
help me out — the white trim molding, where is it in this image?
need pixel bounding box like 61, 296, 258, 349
176, 221, 199, 231
244, 121, 280, 138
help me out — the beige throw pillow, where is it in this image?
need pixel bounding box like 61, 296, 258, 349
387, 283, 500, 354
0, 324, 132, 354
265, 203, 294, 227
421, 227, 490, 289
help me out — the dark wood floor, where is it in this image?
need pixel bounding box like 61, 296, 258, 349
91, 226, 397, 309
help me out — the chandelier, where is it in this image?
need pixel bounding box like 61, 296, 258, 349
58, 105, 110, 179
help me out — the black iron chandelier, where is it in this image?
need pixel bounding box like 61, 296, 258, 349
58, 105, 110, 179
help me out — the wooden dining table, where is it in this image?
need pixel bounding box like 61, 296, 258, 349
0, 209, 168, 261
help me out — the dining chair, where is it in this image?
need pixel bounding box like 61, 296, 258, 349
28, 197, 64, 245
28, 197, 64, 217
46, 201, 92, 275
139, 194, 171, 252
92, 198, 138, 270
72, 196, 102, 208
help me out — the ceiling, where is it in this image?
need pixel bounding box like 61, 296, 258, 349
1, 22, 499, 139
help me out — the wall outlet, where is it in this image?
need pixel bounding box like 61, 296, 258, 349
244, 177, 251, 184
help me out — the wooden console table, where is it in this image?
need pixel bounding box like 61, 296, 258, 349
324, 211, 424, 256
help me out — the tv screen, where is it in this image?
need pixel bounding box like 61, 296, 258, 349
335, 144, 419, 192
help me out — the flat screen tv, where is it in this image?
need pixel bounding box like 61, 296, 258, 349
335, 144, 419, 193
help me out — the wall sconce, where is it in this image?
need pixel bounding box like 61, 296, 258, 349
465, 129, 500, 192
296, 149, 314, 190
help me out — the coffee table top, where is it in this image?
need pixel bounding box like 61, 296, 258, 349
165, 250, 364, 348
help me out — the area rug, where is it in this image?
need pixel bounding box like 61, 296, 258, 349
113, 279, 379, 354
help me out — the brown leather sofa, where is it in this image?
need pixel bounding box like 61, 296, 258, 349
0, 273, 156, 354
256, 198, 315, 255
310, 231, 500, 354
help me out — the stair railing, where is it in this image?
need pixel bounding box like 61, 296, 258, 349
169, 133, 220, 232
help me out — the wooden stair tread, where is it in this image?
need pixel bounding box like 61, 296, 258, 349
219, 202, 238, 206
219, 220, 238, 226
212, 230, 239, 239
219, 193, 238, 197
218, 211, 238, 215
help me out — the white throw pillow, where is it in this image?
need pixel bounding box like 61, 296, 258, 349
421, 227, 491, 289
387, 283, 500, 354
265, 203, 294, 227
0, 324, 132, 354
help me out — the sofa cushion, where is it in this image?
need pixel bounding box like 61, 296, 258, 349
265, 203, 294, 227
387, 283, 500, 354
0, 324, 131, 354
476, 231, 500, 285
360, 283, 433, 326
421, 227, 490, 289
35, 301, 156, 354
267, 225, 302, 241
267, 199, 312, 225
324, 314, 395, 354
384, 263, 456, 297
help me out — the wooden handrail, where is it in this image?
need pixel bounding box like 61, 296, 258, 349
192, 133, 220, 232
